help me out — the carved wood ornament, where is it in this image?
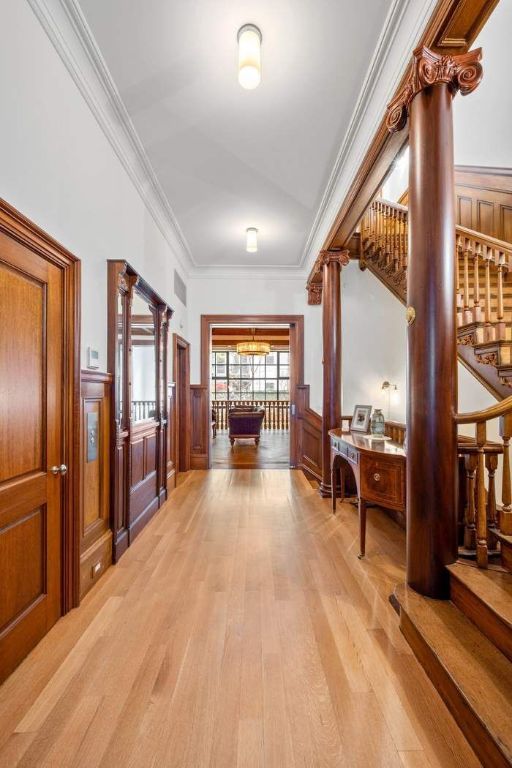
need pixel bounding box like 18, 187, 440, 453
306, 249, 350, 305
386, 46, 483, 133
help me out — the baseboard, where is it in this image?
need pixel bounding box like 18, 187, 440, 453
79, 529, 112, 599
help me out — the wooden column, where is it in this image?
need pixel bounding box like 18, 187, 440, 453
387, 46, 482, 597
319, 250, 349, 497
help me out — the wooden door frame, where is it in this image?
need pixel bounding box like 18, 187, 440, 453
173, 333, 191, 474
200, 314, 304, 469
0, 199, 81, 612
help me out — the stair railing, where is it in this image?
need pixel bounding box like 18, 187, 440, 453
455, 396, 512, 567
362, 199, 512, 347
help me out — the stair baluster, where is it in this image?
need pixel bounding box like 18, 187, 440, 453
500, 414, 512, 535
484, 246, 493, 341
476, 422, 488, 568
472, 239, 481, 323
463, 453, 477, 551
463, 240, 471, 324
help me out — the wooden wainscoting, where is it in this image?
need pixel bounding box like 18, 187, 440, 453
129, 421, 160, 540
167, 383, 177, 492
80, 371, 112, 599
455, 166, 512, 242
296, 384, 323, 483
190, 385, 209, 469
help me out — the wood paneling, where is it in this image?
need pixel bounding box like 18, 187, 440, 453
296, 384, 323, 483
107, 261, 173, 560
0, 198, 80, 683
455, 166, 512, 242
190, 385, 209, 469
0, 266, 43, 482
167, 383, 177, 492
173, 334, 191, 474
79, 370, 112, 599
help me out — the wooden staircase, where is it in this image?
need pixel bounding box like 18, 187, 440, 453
361, 198, 512, 766
361, 199, 512, 399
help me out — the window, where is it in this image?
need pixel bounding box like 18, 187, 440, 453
211, 350, 290, 401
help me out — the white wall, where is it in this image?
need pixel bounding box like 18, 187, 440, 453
454, 0, 512, 167
0, 1, 188, 373
187, 276, 323, 411
342, 263, 407, 422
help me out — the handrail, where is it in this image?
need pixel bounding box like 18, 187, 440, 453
455, 394, 512, 424
374, 197, 408, 213
456, 225, 512, 254
374, 199, 512, 254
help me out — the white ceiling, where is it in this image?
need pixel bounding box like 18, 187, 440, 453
77, 0, 392, 269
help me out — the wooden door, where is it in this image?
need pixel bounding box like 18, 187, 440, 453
0, 231, 64, 682
174, 335, 190, 474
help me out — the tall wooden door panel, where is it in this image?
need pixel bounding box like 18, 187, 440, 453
0, 235, 63, 683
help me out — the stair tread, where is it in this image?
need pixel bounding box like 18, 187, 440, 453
396, 583, 512, 761
447, 561, 512, 629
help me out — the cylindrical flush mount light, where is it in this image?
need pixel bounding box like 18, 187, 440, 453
238, 24, 262, 89
246, 227, 258, 253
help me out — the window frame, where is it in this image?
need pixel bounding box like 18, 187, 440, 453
211, 349, 290, 401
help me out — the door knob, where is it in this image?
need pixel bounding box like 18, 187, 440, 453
50, 464, 68, 476
373, 472, 381, 482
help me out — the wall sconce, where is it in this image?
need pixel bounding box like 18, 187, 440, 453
381, 380, 399, 416
237, 24, 262, 90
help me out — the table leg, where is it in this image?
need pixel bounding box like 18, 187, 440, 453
358, 498, 367, 559
331, 461, 337, 514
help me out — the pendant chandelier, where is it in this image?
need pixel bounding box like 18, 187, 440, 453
236, 330, 270, 357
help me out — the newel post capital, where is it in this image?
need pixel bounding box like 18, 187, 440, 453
386, 45, 483, 133
319, 249, 350, 269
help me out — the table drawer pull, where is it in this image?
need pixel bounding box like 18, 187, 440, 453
373, 473, 381, 482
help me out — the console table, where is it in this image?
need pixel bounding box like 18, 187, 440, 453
329, 428, 406, 558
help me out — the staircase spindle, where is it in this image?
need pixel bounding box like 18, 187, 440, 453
473, 240, 481, 322
476, 421, 488, 568
484, 245, 492, 338
463, 240, 470, 323
500, 414, 512, 535
485, 452, 498, 530
497, 252, 506, 339
463, 453, 477, 551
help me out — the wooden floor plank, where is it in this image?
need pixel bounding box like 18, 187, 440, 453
0, 469, 480, 767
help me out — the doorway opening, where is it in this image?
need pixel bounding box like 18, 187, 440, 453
200, 315, 305, 470
173, 334, 190, 477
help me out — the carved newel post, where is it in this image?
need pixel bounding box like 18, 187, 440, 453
319, 249, 350, 497
387, 46, 482, 597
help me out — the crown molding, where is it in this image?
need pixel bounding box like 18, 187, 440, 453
28, 0, 436, 281
27, 0, 195, 275
299, 0, 438, 271
187, 264, 308, 281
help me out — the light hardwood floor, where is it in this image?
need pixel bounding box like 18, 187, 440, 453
0, 470, 480, 768
211, 430, 290, 469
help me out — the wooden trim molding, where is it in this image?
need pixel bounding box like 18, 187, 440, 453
0, 198, 81, 612
386, 46, 482, 133
173, 333, 191, 474
79, 370, 112, 599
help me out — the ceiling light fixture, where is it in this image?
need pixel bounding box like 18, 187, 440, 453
237, 329, 270, 357
246, 227, 258, 253
237, 24, 262, 90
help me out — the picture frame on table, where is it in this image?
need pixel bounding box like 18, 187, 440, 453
351, 404, 372, 433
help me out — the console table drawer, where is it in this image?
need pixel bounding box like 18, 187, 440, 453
360, 456, 404, 509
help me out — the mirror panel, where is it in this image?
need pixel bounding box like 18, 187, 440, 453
131, 289, 157, 423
